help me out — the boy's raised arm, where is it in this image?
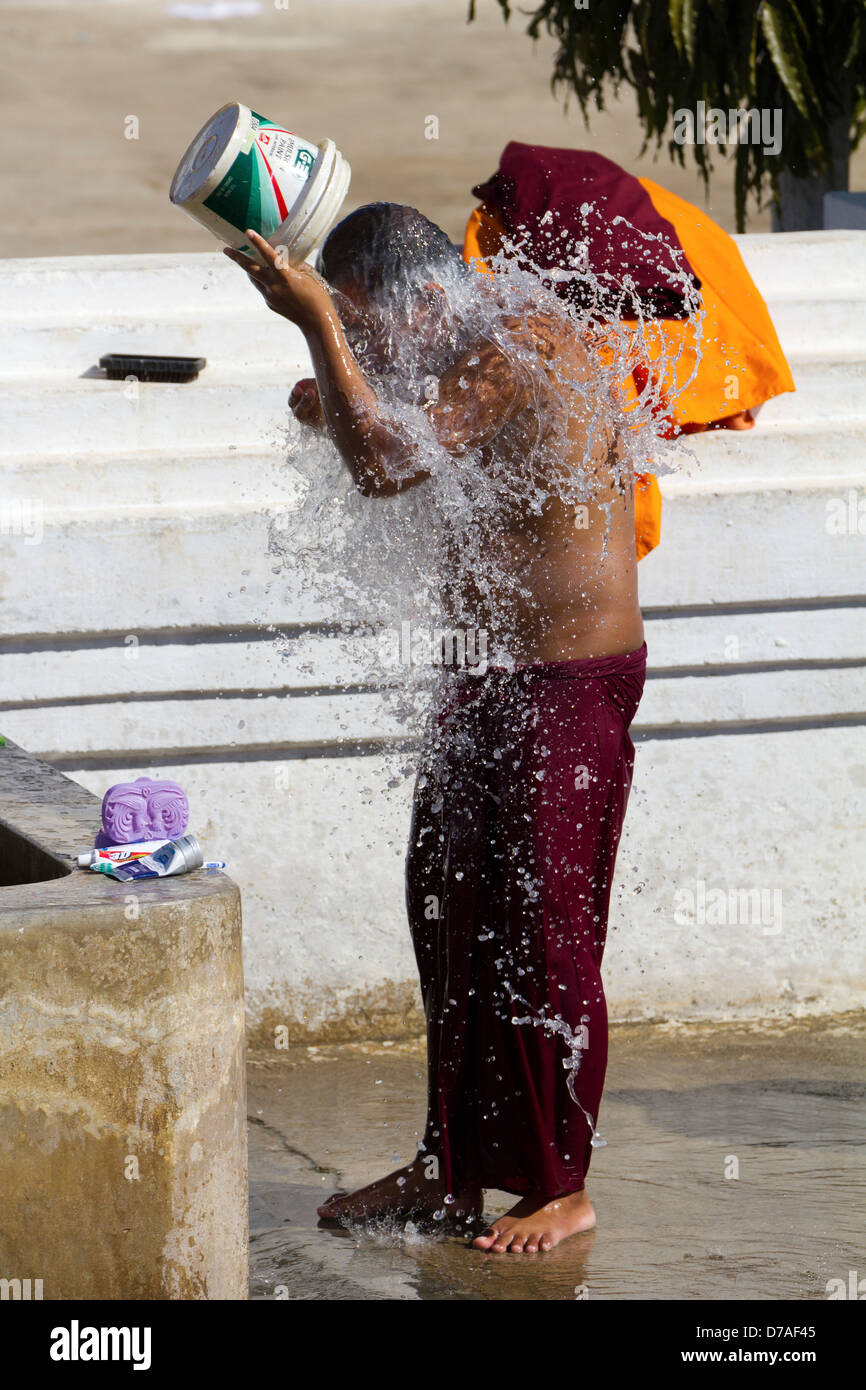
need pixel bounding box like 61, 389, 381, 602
225, 230, 430, 497
225, 230, 532, 498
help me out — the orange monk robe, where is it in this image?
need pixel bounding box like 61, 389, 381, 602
634, 179, 794, 426
463, 193, 795, 558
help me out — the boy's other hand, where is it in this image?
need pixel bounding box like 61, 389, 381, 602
223, 229, 334, 333
289, 377, 324, 430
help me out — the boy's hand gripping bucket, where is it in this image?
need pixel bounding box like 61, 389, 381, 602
170, 102, 351, 263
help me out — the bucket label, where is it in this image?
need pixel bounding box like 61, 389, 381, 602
203, 113, 317, 241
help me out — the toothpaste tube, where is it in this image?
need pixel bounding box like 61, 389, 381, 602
91, 834, 204, 881
77, 840, 170, 868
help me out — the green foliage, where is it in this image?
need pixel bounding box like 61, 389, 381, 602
469, 0, 866, 229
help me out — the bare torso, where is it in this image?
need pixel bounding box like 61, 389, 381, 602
437, 309, 644, 664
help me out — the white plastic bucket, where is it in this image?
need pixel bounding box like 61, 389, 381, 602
170, 102, 351, 263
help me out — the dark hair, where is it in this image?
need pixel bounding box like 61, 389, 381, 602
319, 202, 466, 299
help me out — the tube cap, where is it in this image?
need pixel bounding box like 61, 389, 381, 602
173, 834, 204, 872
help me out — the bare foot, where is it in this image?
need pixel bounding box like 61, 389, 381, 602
317, 1161, 481, 1229
472, 1190, 595, 1253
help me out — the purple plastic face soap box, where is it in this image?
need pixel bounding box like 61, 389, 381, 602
95, 777, 189, 849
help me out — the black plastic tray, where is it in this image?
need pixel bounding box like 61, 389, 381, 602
99, 354, 206, 383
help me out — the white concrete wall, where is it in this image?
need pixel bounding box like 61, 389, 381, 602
1, 232, 864, 1036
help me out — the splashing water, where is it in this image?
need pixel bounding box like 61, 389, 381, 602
505, 982, 607, 1148
269, 214, 701, 750
340, 1213, 442, 1248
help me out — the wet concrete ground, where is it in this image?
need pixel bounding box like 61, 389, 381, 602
248, 1017, 865, 1300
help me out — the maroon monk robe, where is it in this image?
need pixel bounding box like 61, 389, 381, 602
472, 143, 700, 320
405, 644, 647, 1200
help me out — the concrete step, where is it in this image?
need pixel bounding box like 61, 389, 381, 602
638, 486, 866, 609
734, 230, 866, 300
0, 446, 303, 510
1, 422, 865, 508
1, 607, 863, 705
0, 316, 309, 380
3, 237, 866, 381
0, 255, 268, 321
2, 664, 863, 762
1, 303, 863, 381
756, 301, 866, 362
8, 303, 866, 378
0, 375, 294, 456
660, 423, 866, 488
0, 488, 863, 636
0, 506, 326, 634
4, 236, 863, 318
2, 365, 866, 472
753, 361, 866, 426
2, 298, 864, 379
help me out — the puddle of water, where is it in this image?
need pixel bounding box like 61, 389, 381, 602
247, 1021, 866, 1300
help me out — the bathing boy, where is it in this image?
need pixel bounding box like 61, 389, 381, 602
226, 207, 646, 1253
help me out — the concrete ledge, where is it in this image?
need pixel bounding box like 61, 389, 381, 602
0, 740, 248, 1299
